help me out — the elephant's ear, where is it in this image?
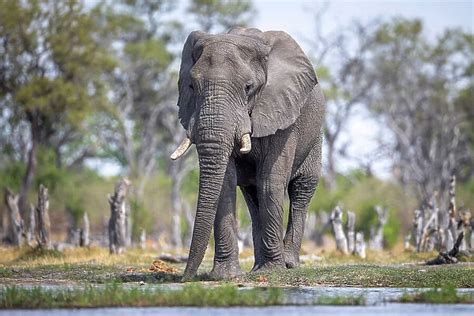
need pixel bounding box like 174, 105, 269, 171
177, 31, 207, 129
252, 31, 318, 137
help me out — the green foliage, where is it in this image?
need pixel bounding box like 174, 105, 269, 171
188, 0, 255, 32
0, 0, 115, 118
244, 265, 474, 288
130, 198, 152, 241
34, 147, 69, 192
316, 295, 365, 305
310, 171, 410, 248
17, 247, 64, 261
0, 283, 284, 308
400, 286, 473, 304
0, 162, 26, 192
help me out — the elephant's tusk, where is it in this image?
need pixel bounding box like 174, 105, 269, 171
240, 133, 252, 154
170, 137, 192, 160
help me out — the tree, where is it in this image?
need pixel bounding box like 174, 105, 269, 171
0, 0, 114, 218
188, 0, 255, 33
93, 0, 178, 194
308, 7, 377, 189
366, 19, 473, 204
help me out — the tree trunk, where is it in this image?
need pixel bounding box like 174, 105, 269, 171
446, 175, 457, 250
470, 216, 474, 250
421, 197, 439, 252
80, 212, 90, 247
36, 184, 51, 249
108, 178, 131, 254
330, 206, 348, 254
314, 212, 330, 247
404, 233, 412, 250
19, 126, 38, 222
347, 211, 355, 253
26, 203, 36, 246
125, 203, 132, 247
369, 205, 387, 251
4, 188, 23, 247
354, 232, 366, 258
139, 228, 146, 250
413, 209, 423, 252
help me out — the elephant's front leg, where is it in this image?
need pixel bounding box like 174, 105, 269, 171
210, 160, 241, 279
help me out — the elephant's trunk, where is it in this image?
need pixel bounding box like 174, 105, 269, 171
182, 82, 238, 280
182, 142, 232, 280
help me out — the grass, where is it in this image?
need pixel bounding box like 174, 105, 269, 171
0, 246, 472, 288
0, 283, 284, 309
399, 286, 474, 304
238, 264, 474, 288
315, 295, 366, 305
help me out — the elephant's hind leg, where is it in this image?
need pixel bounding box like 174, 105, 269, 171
284, 173, 319, 268
240, 185, 264, 271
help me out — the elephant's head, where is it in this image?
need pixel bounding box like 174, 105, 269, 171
172, 27, 317, 279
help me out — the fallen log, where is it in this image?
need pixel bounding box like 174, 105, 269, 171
426, 232, 465, 265
158, 253, 188, 263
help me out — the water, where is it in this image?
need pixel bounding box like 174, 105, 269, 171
1, 285, 473, 315
2, 304, 473, 316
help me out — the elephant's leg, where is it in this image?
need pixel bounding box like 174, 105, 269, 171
253, 176, 288, 271
240, 185, 264, 271
210, 161, 241, 279
284, 173, 318, 268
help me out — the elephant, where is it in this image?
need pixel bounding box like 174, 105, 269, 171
170, 27, 324, 280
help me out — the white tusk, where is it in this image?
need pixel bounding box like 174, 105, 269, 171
240, 133, 252, 154
170, 138, 192, 160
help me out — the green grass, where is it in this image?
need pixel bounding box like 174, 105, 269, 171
399, 286, 474, 304
1, 247, 473, 288
15, 248, 64, 261
315, 295, 366, 305
2, 262, 473, 288
239, 265, 474, 288
0, 283, 285, 308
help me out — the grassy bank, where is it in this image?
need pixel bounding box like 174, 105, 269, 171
0, 283, 373, 309
0, 284, 284, 309
0, 246, 472, 288
399, 286, 474, 304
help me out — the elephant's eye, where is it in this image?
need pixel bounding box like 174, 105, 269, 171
245, 82, 254, 96
189, 83, 194, 91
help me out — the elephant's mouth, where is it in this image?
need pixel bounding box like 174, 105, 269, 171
170, 133, 251, 160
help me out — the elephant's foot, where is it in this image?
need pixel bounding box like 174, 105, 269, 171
283, 251, 300, 269
181, 270, 197, 282
209, 260, 242, 280
251, 259, 285, 272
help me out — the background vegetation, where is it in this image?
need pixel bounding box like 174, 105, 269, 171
0, 0, 472, 250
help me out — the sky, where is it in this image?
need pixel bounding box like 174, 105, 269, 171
91, 0, 473, 177
253, 0, 472, 42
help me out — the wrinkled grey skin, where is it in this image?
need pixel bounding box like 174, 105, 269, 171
176, 27, 324, 281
